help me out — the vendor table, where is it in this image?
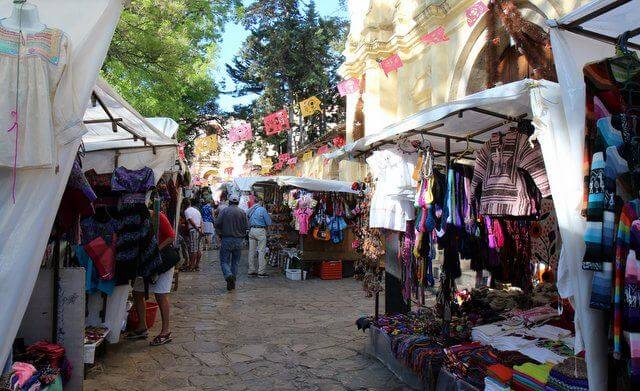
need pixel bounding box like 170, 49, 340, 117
364, 326, 423, 390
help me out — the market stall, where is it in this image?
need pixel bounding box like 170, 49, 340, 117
326, 77, 580, 389
234, 176, 360, 280
75, 77, 181, 365
547, 0, 640, 388
0, 1, 123, 388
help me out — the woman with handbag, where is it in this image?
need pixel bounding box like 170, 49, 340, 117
128, 209, 178, 346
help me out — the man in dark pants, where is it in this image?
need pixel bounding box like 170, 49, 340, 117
215, 193, 248, 291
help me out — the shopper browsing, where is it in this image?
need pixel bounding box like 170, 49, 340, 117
128, 209, 177, 346
247, 196, 272, 278
215, 193, 248, 291
183, 199, 203, 271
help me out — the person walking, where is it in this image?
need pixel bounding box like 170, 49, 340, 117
215, 193, 248, 291
247, 196, 272, 278
201, 200, 216, 250
183, 199, 203, 271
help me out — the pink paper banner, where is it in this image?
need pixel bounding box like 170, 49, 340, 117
466, 1, 489, 27
317, 145, 329, 155
287, 157, 298, 165
380, 54, 403, 76
264, 109, 290, 136
224, 167, 233, 176
420, 26, 449, 45
229, 123, 253, 142
278, 153, 291, 162
337, 78, 360, 97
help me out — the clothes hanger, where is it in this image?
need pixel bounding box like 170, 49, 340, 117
454, 136, 474, 162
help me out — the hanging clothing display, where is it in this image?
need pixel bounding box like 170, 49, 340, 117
367, 146, 418, 231
111, 166, 161, 284
471, 130, 550, 217
0, 25, 84, 168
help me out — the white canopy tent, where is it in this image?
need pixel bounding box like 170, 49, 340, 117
324, 79, 538, 161
234, 176, 358, 194
0, 0, 123, 367
547, 1, 640, 389
82, 77, 178, 181
147, 117, 180, 139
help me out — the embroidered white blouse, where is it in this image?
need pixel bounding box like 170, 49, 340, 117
366, 146, 418, 232
0, 24, 84, 168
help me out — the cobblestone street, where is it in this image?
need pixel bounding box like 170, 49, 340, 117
84, 250, 406, 390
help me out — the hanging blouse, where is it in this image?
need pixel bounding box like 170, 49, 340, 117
366, 146, 417, 231
111, 166, 155, 204
0, 25, 84, 168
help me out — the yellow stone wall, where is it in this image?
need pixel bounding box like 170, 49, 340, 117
340, 0, 590, 142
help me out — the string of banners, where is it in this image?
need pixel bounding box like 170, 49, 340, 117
224, 0, 489, 173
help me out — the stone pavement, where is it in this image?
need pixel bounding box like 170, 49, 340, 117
84, 250, 408, 390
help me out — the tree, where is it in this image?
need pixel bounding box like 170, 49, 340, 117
226, 0, 347, 156
102, 0, 241, 144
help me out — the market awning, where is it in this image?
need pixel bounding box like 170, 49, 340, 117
83, 77, 178, 152
81, 78, 179, 180
234, 176, 357, 194
325, 79, 547, 160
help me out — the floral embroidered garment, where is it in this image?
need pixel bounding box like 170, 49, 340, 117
0, 24, 84, 168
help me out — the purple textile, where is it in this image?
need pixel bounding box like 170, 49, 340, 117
68, 158, 97, 202
111, 166, 155, 194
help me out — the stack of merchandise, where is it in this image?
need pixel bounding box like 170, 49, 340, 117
3, 341, 71, 391
485, 364, 513, 391
546, 357, 589, 391
511, 362, 553, 391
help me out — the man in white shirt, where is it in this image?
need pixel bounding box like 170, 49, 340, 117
183, 199, 203, 271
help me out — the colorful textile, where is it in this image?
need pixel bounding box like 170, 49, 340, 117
201, 203, 214, 223
111, 166, 155, 194
115, 204, 162, 284
530, 198, 561, 272
546, 357, 588, 391
512, 362, 553, 391
615, 199, 640, 358
471, 130, 550, 216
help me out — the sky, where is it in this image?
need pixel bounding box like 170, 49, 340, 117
215, 0, 347, 113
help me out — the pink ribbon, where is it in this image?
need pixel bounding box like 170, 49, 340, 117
7, 110, 18, 203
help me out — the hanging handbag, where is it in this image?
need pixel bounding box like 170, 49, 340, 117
313, 224, 331, 241
83, 235, 116, 281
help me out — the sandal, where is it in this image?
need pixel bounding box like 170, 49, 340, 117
150, 333, 172, 346
125, 329, 148, 340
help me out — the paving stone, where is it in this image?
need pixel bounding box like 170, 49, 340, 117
84, 249, 408, 390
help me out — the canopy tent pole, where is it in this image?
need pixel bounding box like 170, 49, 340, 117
556, 0, 640, 51
89, 90, 155, 148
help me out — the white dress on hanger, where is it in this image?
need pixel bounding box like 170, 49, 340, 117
0, 23, 84, 168
367, 146, 417, 231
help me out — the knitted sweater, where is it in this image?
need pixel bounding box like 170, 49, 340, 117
614, 199, 640, 358
471, 131, 551, 216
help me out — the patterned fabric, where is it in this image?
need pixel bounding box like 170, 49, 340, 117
80, 216, 119, 245
530, 198, 561, 273
201, 204, 214, 223
614, 199, 640, 358
581, 60, 629, 213
0, 26, 63, 63
471, 130, 550, 216
115, 204, 162, 284
111, 166, 155, 194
